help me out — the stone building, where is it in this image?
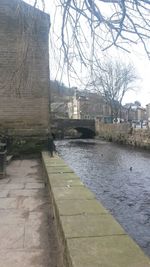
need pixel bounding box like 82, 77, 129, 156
146, 103, 150, 120
68, 90, 111, 121
135, 107, 146, 122
146, 103, 150, 127
123, 103, 146, 123
0, 0, 50, 150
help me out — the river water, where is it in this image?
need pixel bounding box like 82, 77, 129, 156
55, 139, 150, 257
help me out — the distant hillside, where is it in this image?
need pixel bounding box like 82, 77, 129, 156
50, 80, 103, 101
50, 80, 75, 102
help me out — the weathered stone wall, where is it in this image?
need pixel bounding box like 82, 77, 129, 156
96, 121, 150, 149
0, 0, 50, 137
42, 152, 150, 267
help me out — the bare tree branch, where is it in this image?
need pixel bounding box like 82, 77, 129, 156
87, 59, 139, 120
58, 0, 150, 66
25, 0, 150, 87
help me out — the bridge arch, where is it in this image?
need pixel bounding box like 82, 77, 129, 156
52, 119, 96, 139
74, 127, 95, 138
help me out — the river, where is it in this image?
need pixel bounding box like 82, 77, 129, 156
55, 139, 150, 257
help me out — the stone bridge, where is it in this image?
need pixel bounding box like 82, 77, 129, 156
51, 119, 96, 138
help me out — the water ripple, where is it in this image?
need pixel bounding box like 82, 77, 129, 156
56, 139, 150, 257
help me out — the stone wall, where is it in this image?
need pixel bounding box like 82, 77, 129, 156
0, 0, 50, 137
96, 121, 150, 149
42, 152, 150, 267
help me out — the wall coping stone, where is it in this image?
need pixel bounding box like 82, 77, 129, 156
42, 151, 150, 267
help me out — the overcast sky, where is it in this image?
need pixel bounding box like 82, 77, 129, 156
24, 0, 150, 107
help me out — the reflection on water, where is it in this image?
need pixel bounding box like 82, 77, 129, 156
56, 139, 150, 257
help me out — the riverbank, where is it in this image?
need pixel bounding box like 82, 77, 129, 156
95, 121, 150, 150
42, 152, 150, 267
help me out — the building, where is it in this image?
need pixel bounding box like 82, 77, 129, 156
135, 107, 146, 122
123, 103, 146, 123
146, 103, 150, 120
146, 103, 150, 127
0, 0, 50, 145
68, 90, 111, 121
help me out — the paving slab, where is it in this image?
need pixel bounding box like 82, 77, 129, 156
24, 223, 41, 249
16, 197, 49, 212
9, 178, 44, 183
27, 211, 47, 225
25, 183, 45, 189
0, 198, 18, 210
0, 210, 25, 224
0, 224, 24, 249
0, 178, 10, 184
8, 189, 45, 197
0, 158, 63, 267
0, 249, 47, 267
1, 183, 25, 190
0, 190, 9, 197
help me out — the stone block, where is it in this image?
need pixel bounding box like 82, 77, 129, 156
0, 0, 50, 142
47, 166, 74, 174
56, 199, 108, 216
42, 153, 150, 267
67, 236, 150, 267
48, 172, 80, 180
53, 186, 95, 201
60, 214, 126, 238
50, 176, 83, 187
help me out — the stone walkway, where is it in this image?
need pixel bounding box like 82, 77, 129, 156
0, 157, 63, 267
